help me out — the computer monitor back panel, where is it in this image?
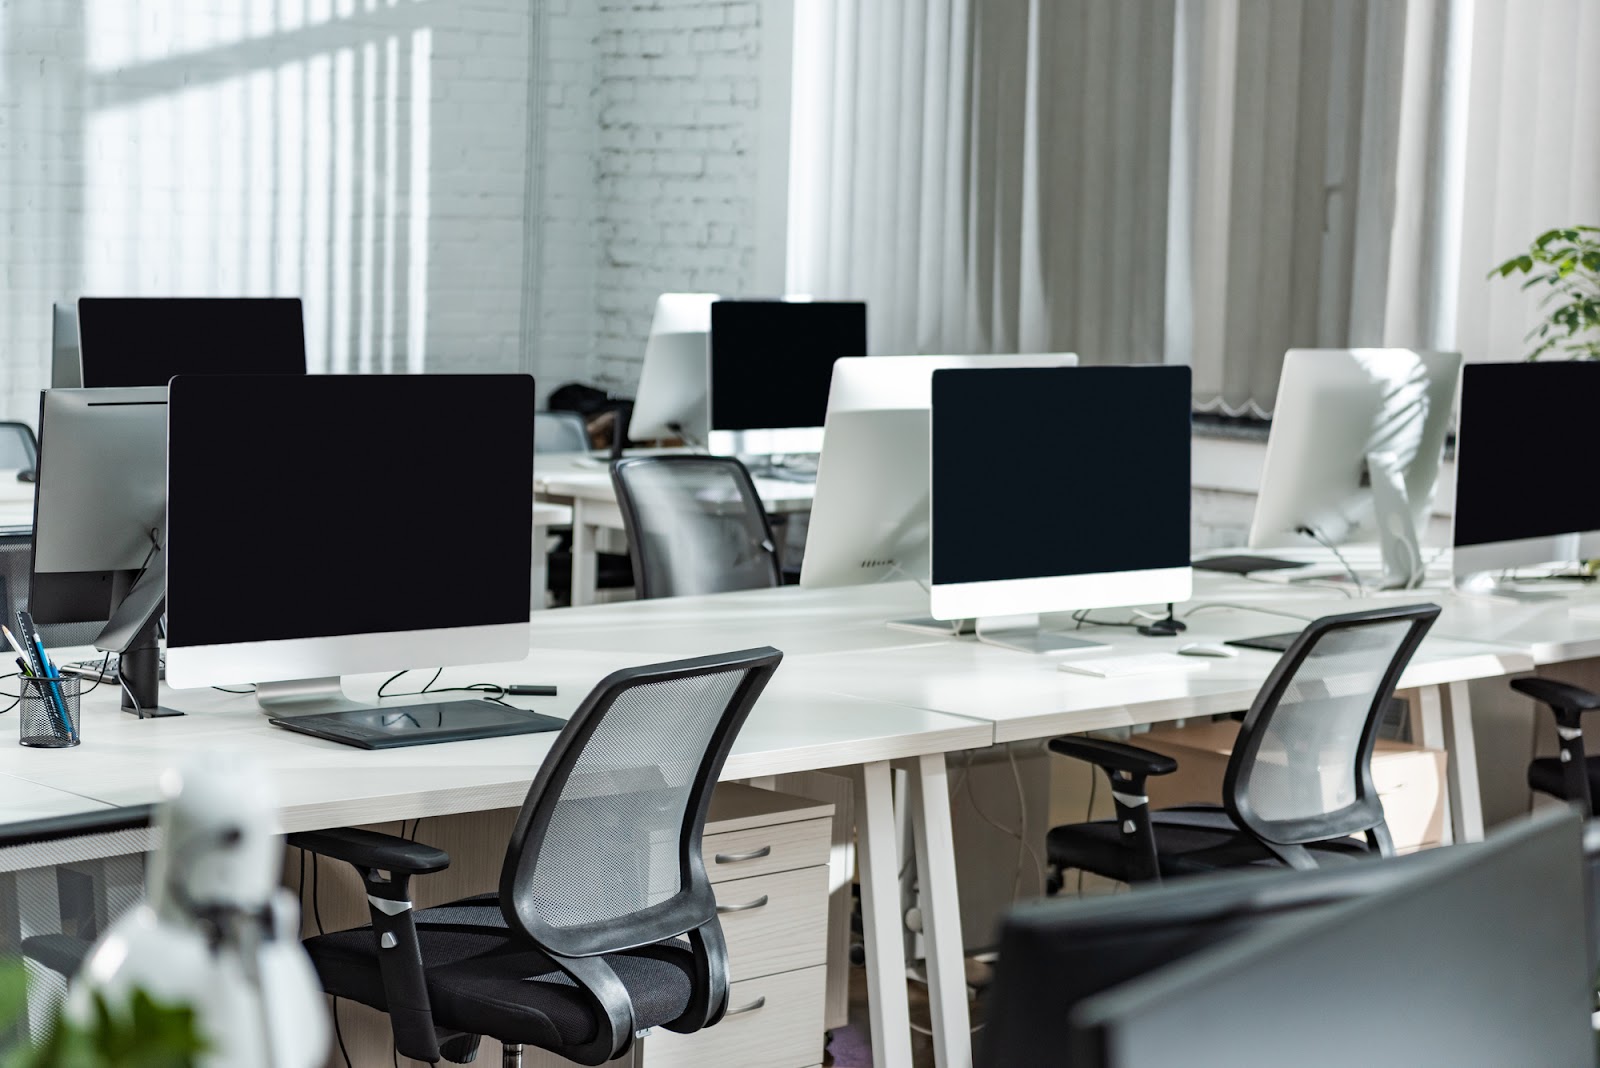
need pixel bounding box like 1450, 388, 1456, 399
51, 303, 82, 388
1453, 361, 1600, 575
1067, 809, 1592, 1067
801, 353, 1078, 589
29, 387, 168, 623
628, 293, 718, 441
707, 299, 867, 455
928, 365, 1192, 621
1248, 348, 1461, 549
76, 297, 307, 388
163, 374, 534, 690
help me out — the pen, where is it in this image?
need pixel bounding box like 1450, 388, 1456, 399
15, 613, 71, 738
32, 637, 73, 738
14, 656, 31, 677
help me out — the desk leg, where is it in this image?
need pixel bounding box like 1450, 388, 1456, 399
908, 753, 973, 1068
854, 761, 914, 1068
530, 521, 550, 612
570, 501, 599, 608
1441, 680, 1485, 842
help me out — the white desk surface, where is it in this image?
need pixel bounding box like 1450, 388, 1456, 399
0, 775, 113, 825
535, 452, 815, 515
0, 648, 991, 833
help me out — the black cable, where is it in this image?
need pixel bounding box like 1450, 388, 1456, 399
211, 685, 256, 694
1070, 610, 1141, 631
332, 997, 352, 1068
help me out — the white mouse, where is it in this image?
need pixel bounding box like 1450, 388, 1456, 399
1178, 642, 1238, 658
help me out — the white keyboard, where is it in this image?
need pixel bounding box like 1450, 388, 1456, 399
1057, 653, 1210, 679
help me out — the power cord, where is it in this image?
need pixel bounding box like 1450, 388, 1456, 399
378, 668, 557, 703
1295, 525, 1364, 593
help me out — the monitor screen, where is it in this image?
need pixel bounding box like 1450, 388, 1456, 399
165, 374, 533, 649
930, 365, 1191, 587
1454, 361, 1600, 548
708, 300, 867, 432
77, 297, 307, 387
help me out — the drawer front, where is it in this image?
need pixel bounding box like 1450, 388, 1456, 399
644, 966, 827, 1068
717, 866, 829, 980
702, 816, 830, 884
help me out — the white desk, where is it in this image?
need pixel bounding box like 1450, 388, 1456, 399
0, 642, 988, 1068
534, 453, 815, 606
0, 775, 112, 826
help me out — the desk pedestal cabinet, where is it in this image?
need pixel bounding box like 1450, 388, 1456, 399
300, 783, 833, 1068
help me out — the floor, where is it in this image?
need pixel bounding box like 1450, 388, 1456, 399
825, 958, 996, 1067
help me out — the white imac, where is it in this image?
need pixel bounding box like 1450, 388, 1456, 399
706, 298, 867, 459
163, 374, 535, 714
928, 365, 1193, 653
800, 352, 1078, 591
51, 302, 81, 387
1452, 361, 1600, 586
1247, 348, 1461, 589
628, 293, 719, 443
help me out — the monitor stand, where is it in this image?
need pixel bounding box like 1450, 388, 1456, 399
1367, 450, 1425, 591
1453, 571, 1567, 603
254, 677, 381, 718
973, 616, 1107, 655
96, 555, 183, 718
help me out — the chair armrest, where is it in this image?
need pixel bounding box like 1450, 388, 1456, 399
1510, 677, 1600, 716
287, 827, 450, 877
1048, 736, 1178, 777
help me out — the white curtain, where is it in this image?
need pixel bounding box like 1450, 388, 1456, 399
789, 0, 1600, 409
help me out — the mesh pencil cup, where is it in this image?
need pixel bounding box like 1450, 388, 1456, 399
18, 674, 80, 748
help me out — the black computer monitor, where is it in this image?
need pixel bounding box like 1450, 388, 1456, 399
76, 297, 307, 387
163, 374, 535, 716
981, 808, 1591, 1067
707, 299, 867, 455
1453, 361, 1600, 580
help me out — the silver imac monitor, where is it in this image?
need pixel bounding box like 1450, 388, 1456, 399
800, 353, 1078, 590
51, 303, 81, 388
706, 298, 867, 458
1247, 348, 1462, 589
628, 293, 719, 443
163, 374, 535, 716
928, 365, 1192, 652
1452, 361, 1600, 584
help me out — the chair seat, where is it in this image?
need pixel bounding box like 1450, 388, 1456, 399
304, 895, 695, 1053
1528, 756, 1600, 813
1046, 805, 1377, 882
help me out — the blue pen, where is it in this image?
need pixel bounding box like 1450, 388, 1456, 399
30, 634, 73, 739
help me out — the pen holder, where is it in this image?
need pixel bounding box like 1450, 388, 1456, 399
18, 674, 80, 748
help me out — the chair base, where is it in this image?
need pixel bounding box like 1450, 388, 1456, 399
503, 1043, 523, 1068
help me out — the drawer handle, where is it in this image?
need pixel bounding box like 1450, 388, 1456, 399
714, 845, 772, 864
716, 894, 770, 915
725, 996, 766, 1018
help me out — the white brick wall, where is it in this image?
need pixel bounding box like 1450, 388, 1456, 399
0, 0, 533, 421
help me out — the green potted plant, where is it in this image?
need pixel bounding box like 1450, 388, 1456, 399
0, 961, 207, 1068
1490, 225, 1600, 359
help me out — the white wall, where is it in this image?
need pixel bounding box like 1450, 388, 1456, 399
0, 0, 536, 422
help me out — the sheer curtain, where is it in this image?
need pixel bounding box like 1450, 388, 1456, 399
789, 0, 1600, 410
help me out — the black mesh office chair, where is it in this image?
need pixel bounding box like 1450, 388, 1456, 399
534, 410, 592, 454
0, 421, 38, 476
1509, 676, 1600, 814
292, 647, 783, 1067
610, 456, 781, 599
1046, 604, 1439, 885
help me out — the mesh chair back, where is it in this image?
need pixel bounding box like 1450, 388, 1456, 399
0, 533, 103, 647
535, 410, 592, 454
499, 647, 781, 957
1224, 604, 1438, 849
0, 422, 37, 471
610, 456, 780, 599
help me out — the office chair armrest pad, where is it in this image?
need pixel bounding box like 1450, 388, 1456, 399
1047, 736, 1178, 777
287, 828, 450, 876
1510, 677, 1600, 714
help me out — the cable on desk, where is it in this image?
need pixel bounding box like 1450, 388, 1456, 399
1295, 525, 1364, 593
1181, 602, 1315, 623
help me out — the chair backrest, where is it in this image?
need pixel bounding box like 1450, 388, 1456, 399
1224, 603, 1439, 859
498, 647, 782, 958
0, 422, 38, 471
610, 456, 781, 599
535, 410, 593, 454
0, 533, 105, 648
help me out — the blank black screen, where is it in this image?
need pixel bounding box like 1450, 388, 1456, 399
709, 300, 867, 431
1454, 362, 1600, 547
931, 366, 1191, 585
78, 298, 307, 387
166, 374, 534, 647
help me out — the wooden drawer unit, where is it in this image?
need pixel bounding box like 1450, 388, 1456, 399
643, 965, 828, 1068
702, 816, 831, 883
